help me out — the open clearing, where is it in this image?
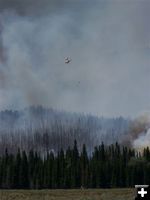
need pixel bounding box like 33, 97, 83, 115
0, 189, 135, 200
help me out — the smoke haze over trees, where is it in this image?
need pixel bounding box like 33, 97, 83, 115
0, 0, 149, 151
0, 106, 130, 154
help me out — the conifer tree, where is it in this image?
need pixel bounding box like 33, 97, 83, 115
80, 144, 89, 187
13, 149, 21, 188
20, 151, 29, 189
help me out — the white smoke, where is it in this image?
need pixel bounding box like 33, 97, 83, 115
131, 113, 150, 149
133, 129, 150, 149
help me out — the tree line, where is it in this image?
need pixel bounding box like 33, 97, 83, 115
0, 141, 150, 189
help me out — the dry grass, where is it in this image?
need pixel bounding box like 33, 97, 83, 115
0, 189, 135, 200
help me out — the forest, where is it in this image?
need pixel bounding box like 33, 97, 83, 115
0, 141, 150, 189
0, 107, 149, 189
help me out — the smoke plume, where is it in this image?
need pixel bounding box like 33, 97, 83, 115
0, 0, 149, 117
123, 114, 150, 149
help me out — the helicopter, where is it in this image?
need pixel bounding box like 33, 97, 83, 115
64, 57, 71, 64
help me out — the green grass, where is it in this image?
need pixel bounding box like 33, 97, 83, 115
0, 189, 135, 200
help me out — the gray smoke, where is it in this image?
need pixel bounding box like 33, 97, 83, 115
0, 0, 149, 117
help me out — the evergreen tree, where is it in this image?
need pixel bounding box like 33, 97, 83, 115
71, 140, 80, 188
80, 144, 89, 187
20, 151, 29, 189
13, 149, 21, 189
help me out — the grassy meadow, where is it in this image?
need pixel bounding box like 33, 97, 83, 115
0, 189, 135, 200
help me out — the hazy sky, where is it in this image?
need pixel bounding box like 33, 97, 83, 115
0, 0, 150, 117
